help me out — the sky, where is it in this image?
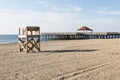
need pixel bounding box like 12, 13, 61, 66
0, 0, 120, 34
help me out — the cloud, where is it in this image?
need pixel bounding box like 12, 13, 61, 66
36, 0, 54, 7
0, 8, 83, 34
98, 6, 111, 10
0, 9, 73, 21
77, 18, 117, 24
96, 6, 120, 15
97, 10, 120, 15
68, 5, 82, 12
36, 0, 82, 12
36, 0, 46, 4
51, 5, 82, 12
0, 8, 120, 34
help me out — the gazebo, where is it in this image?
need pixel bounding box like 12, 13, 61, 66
77, 26, 93, 32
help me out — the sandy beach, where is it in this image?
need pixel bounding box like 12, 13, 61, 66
0, 39, 120, 80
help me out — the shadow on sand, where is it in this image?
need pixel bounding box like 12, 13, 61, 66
41, 49, 98, 53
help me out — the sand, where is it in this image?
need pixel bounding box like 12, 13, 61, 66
0, 39, 120, 80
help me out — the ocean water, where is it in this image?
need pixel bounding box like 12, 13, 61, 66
0, 35, 48, 44
0, 35, 43, 44
0, 35, 18, 44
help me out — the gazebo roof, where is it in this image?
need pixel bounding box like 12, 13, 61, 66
77, 26, 93, 31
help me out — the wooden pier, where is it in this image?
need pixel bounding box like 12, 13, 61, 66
41, 32, 120, 40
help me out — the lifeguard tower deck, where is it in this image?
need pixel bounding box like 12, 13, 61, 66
18, 26, 40, 53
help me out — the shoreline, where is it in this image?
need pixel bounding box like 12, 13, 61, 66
0, 38, 115, 44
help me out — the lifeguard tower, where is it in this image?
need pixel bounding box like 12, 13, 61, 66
18, 26, 40, 53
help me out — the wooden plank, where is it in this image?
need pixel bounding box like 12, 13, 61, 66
26, 26, 40, 31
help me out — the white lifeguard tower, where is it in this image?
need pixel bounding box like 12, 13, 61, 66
18, 26, 40, 53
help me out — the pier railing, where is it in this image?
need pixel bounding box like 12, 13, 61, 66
41, 32, 120, 40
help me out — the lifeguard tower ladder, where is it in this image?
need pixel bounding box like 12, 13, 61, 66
18, 26, 40, 53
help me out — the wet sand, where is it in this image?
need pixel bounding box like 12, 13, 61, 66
0, 39, 120, 80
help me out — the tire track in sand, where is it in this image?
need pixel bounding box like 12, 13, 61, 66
52, 57, 120, 80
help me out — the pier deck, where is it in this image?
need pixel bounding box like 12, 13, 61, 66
41, 32, 120, 40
